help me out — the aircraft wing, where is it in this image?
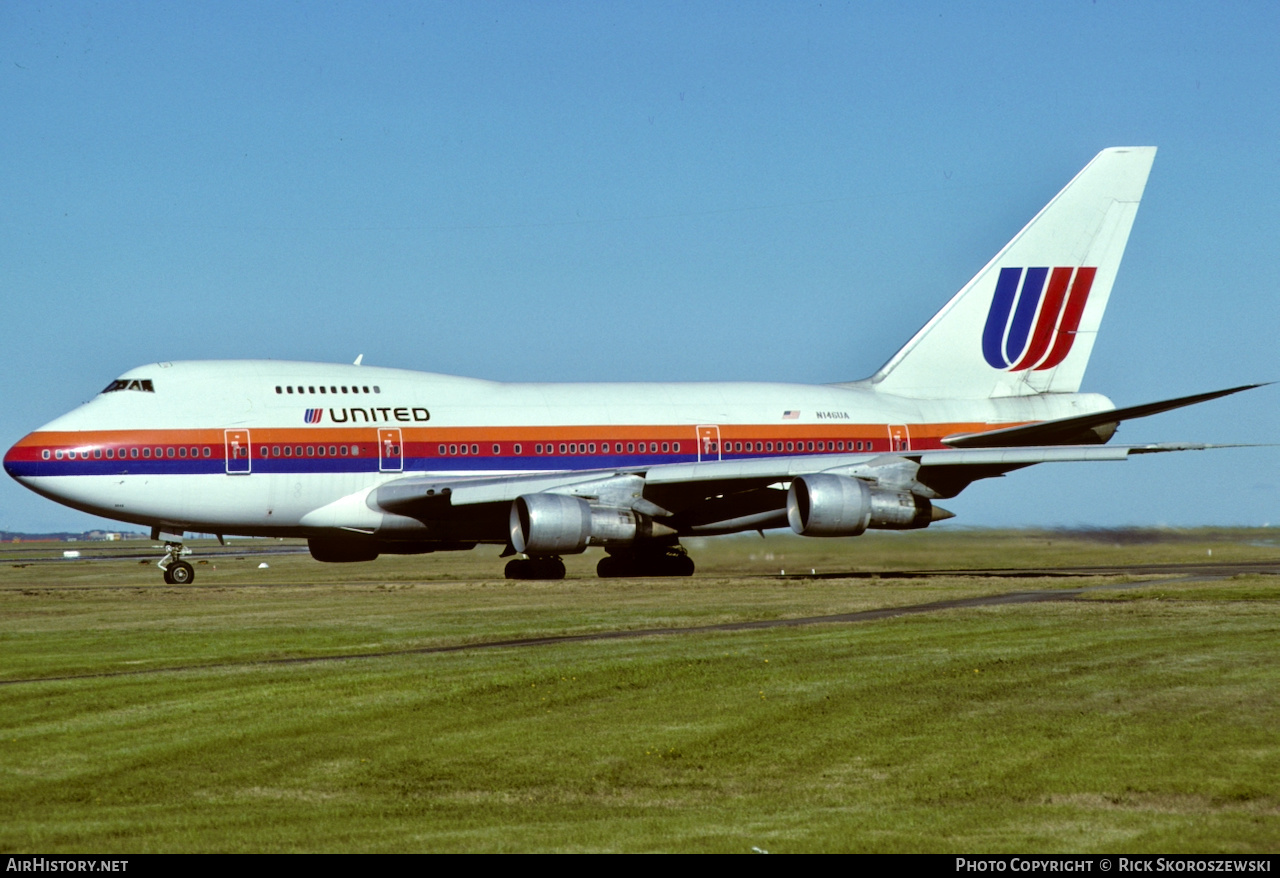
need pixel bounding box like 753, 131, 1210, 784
941, 384, 1265, 448
373, 441, 1232, 536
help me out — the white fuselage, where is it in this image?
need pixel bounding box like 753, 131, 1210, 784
5, 360, 1112, 538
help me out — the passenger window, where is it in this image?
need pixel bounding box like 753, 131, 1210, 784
514, 444, 522, 454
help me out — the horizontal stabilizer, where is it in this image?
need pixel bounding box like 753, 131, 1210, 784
942, 384, 1267, 448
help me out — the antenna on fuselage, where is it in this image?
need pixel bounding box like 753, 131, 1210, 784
353, 354, 364, 366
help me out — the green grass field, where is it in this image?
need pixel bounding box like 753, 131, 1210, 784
1, 530, 1277, 852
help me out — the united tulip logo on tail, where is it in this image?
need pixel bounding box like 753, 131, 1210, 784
982, 266, 1097, 371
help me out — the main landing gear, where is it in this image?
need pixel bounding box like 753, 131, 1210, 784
504, 557, 567, 580
597, 546, 695, 578
503, 546, 697, 580
158, 541, 195, 585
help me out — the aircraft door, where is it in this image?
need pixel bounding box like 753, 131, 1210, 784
224, 429, 251, 474
887, 425, 911, 452
696, 425, 721, 462
379, 428, 403, 473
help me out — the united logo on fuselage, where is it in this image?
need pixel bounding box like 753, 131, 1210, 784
981, 266, 1097, 371
304, 409, 323, 424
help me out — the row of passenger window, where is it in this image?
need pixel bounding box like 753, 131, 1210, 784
717, 439, 876, 453
45, 446, 212, 461
436, 441, 681, 456
41, 438, 882, 463
276, 385, 380, 395
261, 445, 361, 458
432, 439, 878, 456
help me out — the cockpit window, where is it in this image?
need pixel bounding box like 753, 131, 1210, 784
102, 379, 155, 394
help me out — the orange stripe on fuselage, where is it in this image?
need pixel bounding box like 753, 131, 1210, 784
11, 422, 1025, 458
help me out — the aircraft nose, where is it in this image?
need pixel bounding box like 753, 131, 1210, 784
4, 433, 40, 483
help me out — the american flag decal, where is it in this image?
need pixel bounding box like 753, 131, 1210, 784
782, 410, 800, 419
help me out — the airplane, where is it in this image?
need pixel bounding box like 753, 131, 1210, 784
3, 147, 1263, 584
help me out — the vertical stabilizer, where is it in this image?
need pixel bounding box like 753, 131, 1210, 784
862, 147, 1156, 399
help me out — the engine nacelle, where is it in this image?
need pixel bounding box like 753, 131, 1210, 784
509, 494, 653, 555
786, 474, 935, 537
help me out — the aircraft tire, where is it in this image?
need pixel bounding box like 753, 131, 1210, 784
597, 556, 626, 578
168, 561, 195, 585
669, 553, 695, 577
505, 558, 566, 580
161, 567, 174, 585
598, 550, 694, 578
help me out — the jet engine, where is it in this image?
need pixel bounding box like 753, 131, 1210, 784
786, 473, 937, 537
510, 493, 665, 555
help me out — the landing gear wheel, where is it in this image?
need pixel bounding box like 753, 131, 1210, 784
597, 548, 695, 578
157, 539, 192, 583
669, 553, 695, 577
504, 557, 567, 580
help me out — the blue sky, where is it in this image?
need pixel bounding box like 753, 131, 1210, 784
2, 1, 1276, 533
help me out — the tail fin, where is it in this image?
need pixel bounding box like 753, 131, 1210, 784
862, 147, 1156, 399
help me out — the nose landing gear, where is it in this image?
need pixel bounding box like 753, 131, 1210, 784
158, 541, 195, 585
